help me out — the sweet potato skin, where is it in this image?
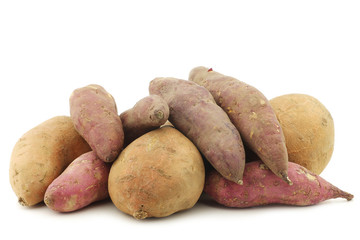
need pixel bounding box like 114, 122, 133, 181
70, 84, 124, 162
120, 95, 169, 146
270, 94, 334, 175
149, 77, 245, 184
44, 151, 110, 212
204, 161, 353, 208
108, 126, 205, 219
189, 67, 289, 183
9, 116, 91, 206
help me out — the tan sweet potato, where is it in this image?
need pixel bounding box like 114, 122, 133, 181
70, 84, 124, 162
189, 67, 290, 184
270, 94, 335, 175
9, 116, 91, 206
204, 160, 353, 208
108, 126, 205, 219
44, 151, 110, 212
120, 95, 169, 146
149, 77, 245, 184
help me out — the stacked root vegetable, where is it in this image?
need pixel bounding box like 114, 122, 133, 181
9, 67, 353, 219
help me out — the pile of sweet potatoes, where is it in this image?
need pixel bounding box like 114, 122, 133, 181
9, 66, 353, 219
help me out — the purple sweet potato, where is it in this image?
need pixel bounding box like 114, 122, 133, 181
149, 77, 245, 184
189, 67, 290, 184
120, 95, 169, 146
70, 84, 124, 162
44, 151, 110, 212
204, 160, 353, 208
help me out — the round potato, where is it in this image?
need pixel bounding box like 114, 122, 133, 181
270, 94, 334, 175
9, 116, 91, 206
108, 126, 205, 219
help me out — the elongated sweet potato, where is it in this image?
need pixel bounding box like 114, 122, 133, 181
120, 95, 169, 146
108, 126, 205, 219
44, 151, 110, 212
9, 116, 91, 206
204, 160, 353, 208
70, 84, 124, 162
189, 67, 290, 184
149, 77, 245, 184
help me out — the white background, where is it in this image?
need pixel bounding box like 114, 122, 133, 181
1, 0, 359, 239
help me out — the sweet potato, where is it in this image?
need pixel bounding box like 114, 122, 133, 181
108, 126, 205, 219
149, 77, 245, 184
9, 116, 91, 206
70, 84, 124, 162
270, 94, 334, 175
44, 151, 110, 212
204, 160, 353, 208
120, 95, 169, 146
189, 67, 290, 184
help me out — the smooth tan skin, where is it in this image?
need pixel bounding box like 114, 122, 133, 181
9, 116, 91, 206
108, 126, 205, 219
270, 94, 334, 175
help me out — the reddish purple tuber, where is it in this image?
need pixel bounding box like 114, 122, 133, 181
44, 151, 111, 212
204, 161, 353, 208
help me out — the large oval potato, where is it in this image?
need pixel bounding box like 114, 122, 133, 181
108, 126, 205, 219
9, 116, 91, 206
270, 94, 334, 175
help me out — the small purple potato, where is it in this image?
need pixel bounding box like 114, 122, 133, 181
120, 95, 169, 146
